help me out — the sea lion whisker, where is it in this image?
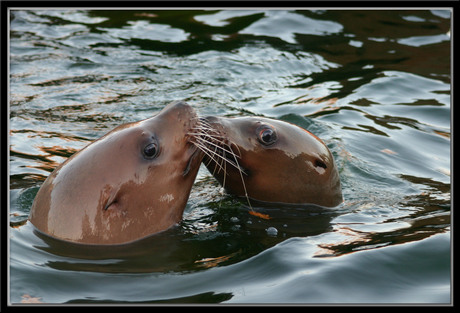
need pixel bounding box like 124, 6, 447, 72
221, 154, 227, 191
195, 130, 245, 163
227, 144, 252, 210
215, 144, 226, 176
188, 131, 228, 147
191, 141, 228, 175
231, 141, 242, 158
197, 118, 217, 130
188, 130, 230, 143
190, 131, 248, 177
206, 142, 223, 176
188, 130, 226, 142
204, 152, 222, 177
190, 121, 217, 130
202, 146, 218, 169
192, 137, 244, 172
189, 119, 217, 131
223, 142, 247, 176
194, 136, 242, 160
208, 146, 243, 175
190, 120, 227, 135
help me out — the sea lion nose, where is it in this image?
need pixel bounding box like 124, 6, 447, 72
167, 100, 190, 110
161, 100, 196, 119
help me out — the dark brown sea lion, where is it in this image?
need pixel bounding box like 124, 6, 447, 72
194, 116, 342, 208
29, 101, 204, 245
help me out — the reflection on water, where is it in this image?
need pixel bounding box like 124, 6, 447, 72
23, 199, 335, 274
9, 8, 451, 304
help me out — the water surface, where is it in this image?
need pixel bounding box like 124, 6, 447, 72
9, 9, 451, 304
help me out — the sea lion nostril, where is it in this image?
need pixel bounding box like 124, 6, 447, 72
315, 159, 327, 169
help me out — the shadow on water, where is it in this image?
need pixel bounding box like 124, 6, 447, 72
65, 291, 234, 304
84, 10, 268, 56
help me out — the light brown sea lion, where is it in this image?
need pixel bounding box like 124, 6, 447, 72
29, 101, 204, 245
195, 116, 342, 208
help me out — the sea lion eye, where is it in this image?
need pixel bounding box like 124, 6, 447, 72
257, 125, 278, 146
143, 142, 159, 159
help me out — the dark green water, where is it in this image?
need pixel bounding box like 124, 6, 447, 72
8, 9, 451, 304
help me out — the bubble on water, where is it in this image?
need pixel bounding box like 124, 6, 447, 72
230, 217, 239, 223
266, 226, 278, 237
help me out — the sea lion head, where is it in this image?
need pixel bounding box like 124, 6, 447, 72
199, 116, 342, 207
29, 101, 204, 244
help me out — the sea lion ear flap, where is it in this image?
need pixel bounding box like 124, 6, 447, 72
100, 184, 119, 211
